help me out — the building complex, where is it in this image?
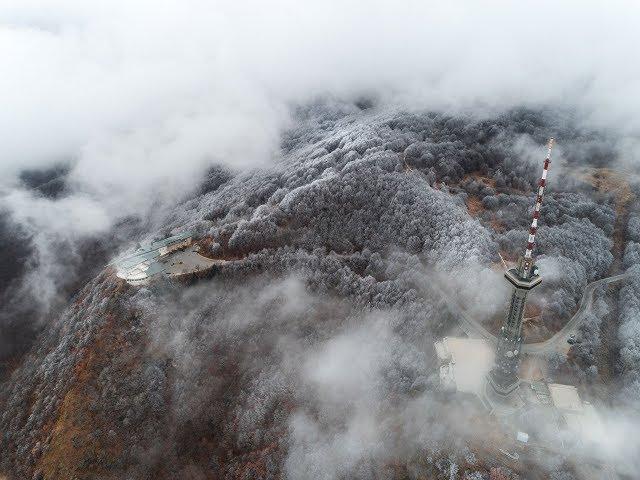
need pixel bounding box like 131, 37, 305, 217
434, 139, 602, 449
114, 232, 195, 285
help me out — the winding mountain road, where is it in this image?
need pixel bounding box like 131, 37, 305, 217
434, 272, 630, 356
523, 272, 628, 354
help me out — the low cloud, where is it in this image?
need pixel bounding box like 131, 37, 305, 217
1, 0, 638, 312
2, 0, 640, 188
1, 6, 639, 474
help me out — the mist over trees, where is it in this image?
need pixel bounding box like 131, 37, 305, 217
0, 103, 637, 479
1, 1, 639, 477
618, 211, 640, 407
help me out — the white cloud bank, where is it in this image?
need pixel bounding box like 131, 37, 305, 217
0, 0, 639, 275
2, 1, 639, 177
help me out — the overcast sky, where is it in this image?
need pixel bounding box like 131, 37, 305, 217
1, 0, 639, 226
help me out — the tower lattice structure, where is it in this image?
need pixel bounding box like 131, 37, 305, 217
488, 138, 554, 396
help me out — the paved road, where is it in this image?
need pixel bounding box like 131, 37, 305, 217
434, 272, 630, 356
431, 282, 497, 345
523, 272, 629, 354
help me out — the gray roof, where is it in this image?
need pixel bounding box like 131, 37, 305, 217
145, 262, 167, 276
114, 231, 193, 270
145, 231, 193, 252
115, 249, 161, 270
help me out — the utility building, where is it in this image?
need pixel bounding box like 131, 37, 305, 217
487, 139, 554, 397
114, 231, 194, 285
435, 337, 494, 396
431, 139, 614, 475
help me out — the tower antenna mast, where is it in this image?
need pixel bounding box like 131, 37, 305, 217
524, 138, 554, 261
488, 138, 554, 397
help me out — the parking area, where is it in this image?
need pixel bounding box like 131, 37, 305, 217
161, 247, 224, 277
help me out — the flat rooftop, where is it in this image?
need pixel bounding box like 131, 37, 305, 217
145, 231, 192, 252
548, 383, 583, 413
114, 231, 193, 270
435, 337, 494, 395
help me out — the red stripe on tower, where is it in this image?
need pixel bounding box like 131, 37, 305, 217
524, 138, 554, 259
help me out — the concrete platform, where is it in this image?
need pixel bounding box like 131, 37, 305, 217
160, 248, 222, 277
435, 337, 494, 397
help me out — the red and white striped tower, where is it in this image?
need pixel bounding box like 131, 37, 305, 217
519, 138, 554, 277
488, 138, 554, 397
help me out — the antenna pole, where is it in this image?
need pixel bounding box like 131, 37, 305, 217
520, 138, 554, 277
488, 138, 554, 397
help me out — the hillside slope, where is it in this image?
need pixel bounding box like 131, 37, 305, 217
1, 104, 633, 480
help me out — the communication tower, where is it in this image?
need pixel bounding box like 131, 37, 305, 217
488, 139, 554, 396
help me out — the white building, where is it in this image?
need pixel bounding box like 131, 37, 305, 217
434, 337, 494, 396
114, 231, 193, 285
547, 383, 600, 438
